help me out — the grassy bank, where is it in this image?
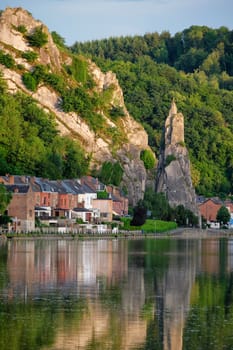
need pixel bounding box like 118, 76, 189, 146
121, 218, 177, 233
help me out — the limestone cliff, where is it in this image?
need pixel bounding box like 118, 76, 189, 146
0, 7, 151, 205
155, 100, 198, 214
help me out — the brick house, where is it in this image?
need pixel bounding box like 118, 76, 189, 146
106, 185, 128, 216
198, 198, 222, 222
5, 183, 35, 232
92, 198, 113, 222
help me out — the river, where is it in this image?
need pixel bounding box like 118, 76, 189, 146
0, 236, 232, 349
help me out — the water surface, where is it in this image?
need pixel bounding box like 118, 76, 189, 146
0, 237, 232, 349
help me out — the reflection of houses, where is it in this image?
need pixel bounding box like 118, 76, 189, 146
201, 239, 219, 274
7, 239, 146, 350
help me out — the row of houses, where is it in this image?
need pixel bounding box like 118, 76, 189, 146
198, 197, 233, 228
0, 175, 128, 232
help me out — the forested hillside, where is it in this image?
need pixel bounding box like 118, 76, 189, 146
71, 26, 233, 197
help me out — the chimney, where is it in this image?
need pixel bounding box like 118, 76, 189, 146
9, 175, 14, 184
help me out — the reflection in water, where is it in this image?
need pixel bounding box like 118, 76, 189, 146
0, 237, 233, 349
157, 240, 199, 350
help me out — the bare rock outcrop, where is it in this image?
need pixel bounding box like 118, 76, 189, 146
0, 7, 150, 204
155, 100, 198, 215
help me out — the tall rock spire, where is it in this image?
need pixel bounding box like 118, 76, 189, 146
155, 101, 199, 215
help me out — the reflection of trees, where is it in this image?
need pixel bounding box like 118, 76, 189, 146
183, 274, 233, 348
0, 242, 8, 289
0, 296, 87, 350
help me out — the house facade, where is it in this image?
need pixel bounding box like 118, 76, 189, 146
198, 198, 222, 222
0, 174, 131, 231
5, 184, 35, 232
92, 198, 113, 222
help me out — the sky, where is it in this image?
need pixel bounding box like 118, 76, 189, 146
1, 0, 233, 46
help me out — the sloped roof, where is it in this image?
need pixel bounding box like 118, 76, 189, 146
62, 180, 85, 194
81, 183, 96, 194
5, 184, 30, 193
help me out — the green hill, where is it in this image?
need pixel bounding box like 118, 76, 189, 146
71, 26, 233, 197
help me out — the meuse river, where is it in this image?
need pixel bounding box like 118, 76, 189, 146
0, 236, 233, 350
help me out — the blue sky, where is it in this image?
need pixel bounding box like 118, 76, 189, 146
1, 0, 233, 45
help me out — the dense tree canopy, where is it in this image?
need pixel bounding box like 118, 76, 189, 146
72, 25, 233, 197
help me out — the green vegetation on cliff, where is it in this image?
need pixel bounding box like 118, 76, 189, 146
0, 74, 89, 178
71, 26, 233, 197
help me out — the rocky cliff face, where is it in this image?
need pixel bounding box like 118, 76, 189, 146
155, 100, 198, 214
0, 7, 150, 205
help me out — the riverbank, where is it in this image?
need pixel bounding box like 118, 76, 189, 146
2, 227, 233, 240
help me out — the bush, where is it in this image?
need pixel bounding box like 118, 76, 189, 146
27, 27, 48, 48
16, 64, 24, 71
16, 25, 27, 34
99, 161, 123, 186
109, 106, 125, 118
165, 154, 176, 166
22, 51, 38, 63
22, 72, 37, 91
44, 73, 65, 93
131, 200, 147, 226
0, 50, 15, 68
177, 141, 185, 147
97, 191, 109, 199
140, 149, 156, 169
51, 31, 66, 48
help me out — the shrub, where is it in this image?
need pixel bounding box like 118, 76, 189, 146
177, 141, 185, 147
22, 72, 37, 91
16, 25, 27, 34
99, 161, 123, 186
22, 51, 38, 63
51, 31, 66, 48
109, 106, 125, 118
165, 154, 176, 166
97, 191, 109, 199
131, 200, 147, 226
27, 27, 48, 48
32, 64, 47, 83
44, 73, 65, 93
140, 149, 156, 169
16, 64, 24, 71
0, 50, 15, 68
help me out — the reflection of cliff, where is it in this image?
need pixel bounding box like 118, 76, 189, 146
44, 300, 147, 350
156, 240, 200, 350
